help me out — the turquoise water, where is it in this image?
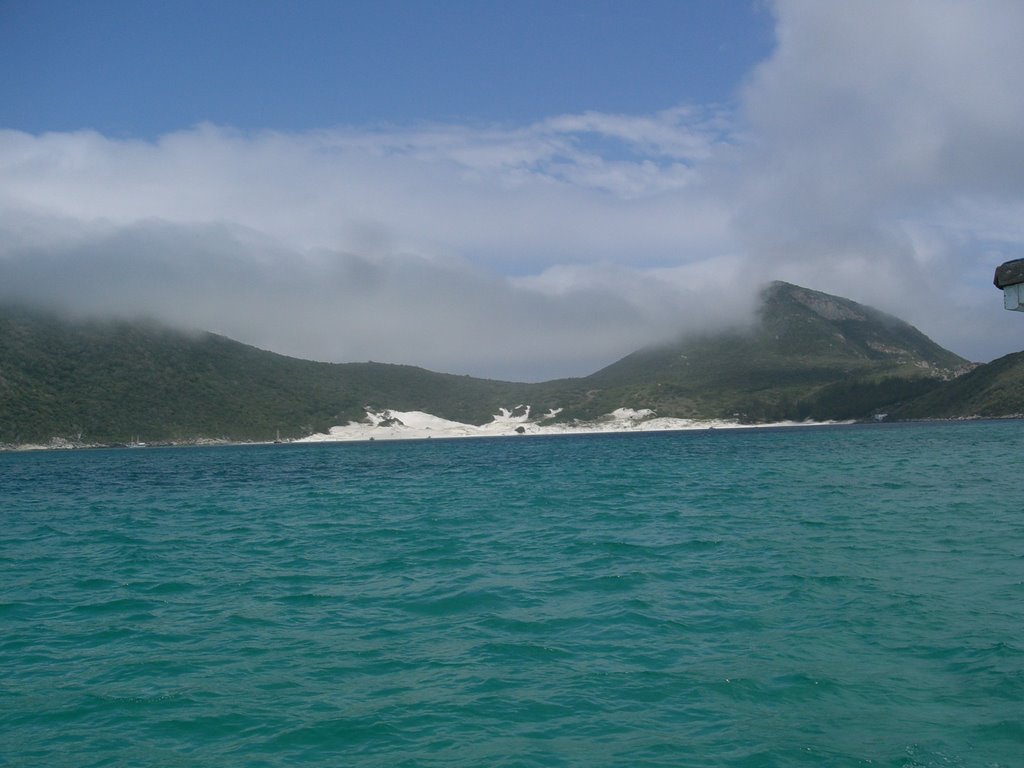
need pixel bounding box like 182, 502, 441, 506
2, 422, 1022, 767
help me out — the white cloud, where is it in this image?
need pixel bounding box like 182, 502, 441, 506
0, 112, 751, 380
732, 0, 1024, 360
2, 1, 1024, 377
0, 214, 752, 381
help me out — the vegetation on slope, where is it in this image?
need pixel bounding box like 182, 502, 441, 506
2, 280, 1010, 446
567, 282, 973, 422
888, 351, 1024, 419
0, 306, 543, 444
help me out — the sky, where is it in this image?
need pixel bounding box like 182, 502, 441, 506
1, 0, 1022, 380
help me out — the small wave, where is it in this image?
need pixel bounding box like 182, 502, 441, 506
399, 588, 512, 617
71, 597, 158, 615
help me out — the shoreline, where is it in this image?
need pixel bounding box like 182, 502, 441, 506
293, 407, 853, 444
5, 410, 1015, 454
2, 407, 853, 452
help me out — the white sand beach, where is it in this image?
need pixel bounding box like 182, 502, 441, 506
295, 406, 844, 444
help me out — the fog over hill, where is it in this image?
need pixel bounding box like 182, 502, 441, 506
4, 5, 1024, 376
4, 282, 1014, 448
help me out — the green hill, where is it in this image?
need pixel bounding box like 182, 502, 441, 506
571, 282, 972, 422
888, 351, 1024, 419
0, 306, 540, 445
0, 282, 1006, 446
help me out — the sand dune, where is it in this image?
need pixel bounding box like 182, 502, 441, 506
296, 406, 838, 443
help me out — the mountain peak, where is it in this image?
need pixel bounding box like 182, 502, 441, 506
582, 281, 972, 423
764, 281, 869, 322
757, 281, 968, 371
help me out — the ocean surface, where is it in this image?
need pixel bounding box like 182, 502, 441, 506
2, 421, 1022, 767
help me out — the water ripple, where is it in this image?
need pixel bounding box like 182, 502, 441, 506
2, 422, 1023, 766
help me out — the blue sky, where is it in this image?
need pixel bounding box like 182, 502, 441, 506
1, 1, 1023, 380
1, 0, 772, 136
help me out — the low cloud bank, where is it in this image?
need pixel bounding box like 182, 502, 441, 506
0, 214, 753, 381
0, 116, 755, 381
3, 1, 1024, 375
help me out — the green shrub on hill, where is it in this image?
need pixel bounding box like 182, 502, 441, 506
3, 281, 1014, 446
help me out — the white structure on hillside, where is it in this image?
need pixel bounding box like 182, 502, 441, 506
994, 259, 1024, 312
